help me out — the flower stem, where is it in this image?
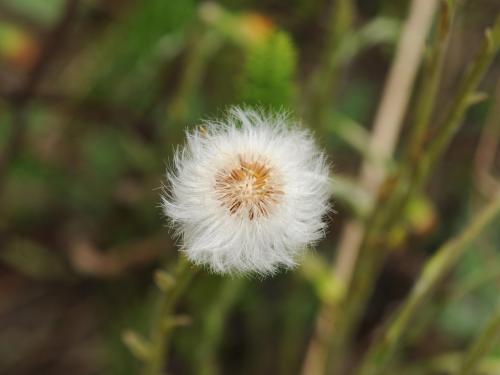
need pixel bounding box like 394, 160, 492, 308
196, 278, 245, 375
358, 194, 500, 375
407, 0, 456, 162
415, 14, 500, 193
145, 256, 196, 375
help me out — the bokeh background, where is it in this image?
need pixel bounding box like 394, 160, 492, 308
0, 0, 499, 374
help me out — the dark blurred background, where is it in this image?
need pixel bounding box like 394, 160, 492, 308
0, 0, 499, 374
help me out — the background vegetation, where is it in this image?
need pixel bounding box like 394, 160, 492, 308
0, 0, 499, 374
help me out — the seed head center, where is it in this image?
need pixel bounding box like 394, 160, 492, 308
215, 155, 283, 220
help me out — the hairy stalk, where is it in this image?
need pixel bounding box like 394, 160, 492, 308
145, 256, 196, 375
458, 306, 500, 375
358, 194, 500, 375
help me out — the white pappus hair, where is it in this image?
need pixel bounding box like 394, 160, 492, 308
162, 107, 332, 275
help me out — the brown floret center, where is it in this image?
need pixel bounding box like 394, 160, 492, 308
215, 155, 283, 220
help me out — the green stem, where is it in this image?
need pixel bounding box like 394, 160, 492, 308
341, 14, 500, 369
347, 18, 500, 369
390, 13, 500, 230
448, 268, 500, 303
196, 278, 245, 375
326, 173, 414, 362
419, 14, 500, 189
337, 15, 500, 364
407, 0, 456, 161
306, 1, 438, 371
305, 8, 499, 375
358, 194, 500, 375
386, 12, 500, 251
145, 256, 196, 375
458, 306, 500, 375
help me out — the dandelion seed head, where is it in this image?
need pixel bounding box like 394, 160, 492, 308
162, 107, 332, 275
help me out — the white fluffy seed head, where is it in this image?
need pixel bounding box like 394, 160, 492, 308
162, 107, 332, 276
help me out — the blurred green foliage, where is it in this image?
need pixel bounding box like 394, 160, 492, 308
0, 0, 499, 374
2, 0, 65, 26
88, 0, 195, 109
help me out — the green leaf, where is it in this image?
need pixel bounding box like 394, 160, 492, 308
240, 31, 297, 108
